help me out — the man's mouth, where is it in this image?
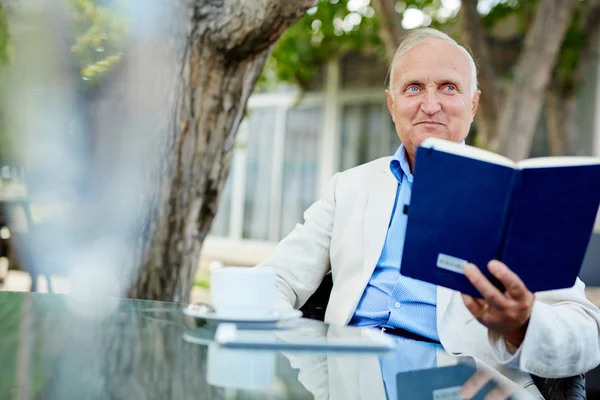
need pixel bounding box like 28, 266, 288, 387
415, 121, 444, 126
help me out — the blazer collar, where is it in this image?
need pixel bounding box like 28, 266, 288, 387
361, 166, 398, 280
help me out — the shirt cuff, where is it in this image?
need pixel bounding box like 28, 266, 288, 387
487, 330, 523, 369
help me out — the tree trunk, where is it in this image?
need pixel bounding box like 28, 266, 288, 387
496, 0, 577, 160
128, 0, 315, 302
545, 87, 578, 156
544, 0, 600, 157
458, 0, 500, 149
370, 0, 406, 63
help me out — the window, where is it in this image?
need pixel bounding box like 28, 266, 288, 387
242, 109, 277, 240
210, 57, 396, 243
340, 103, 398, 171
210, 104, 323, 242
279, 107, 322, 238
209, 170, 232, 237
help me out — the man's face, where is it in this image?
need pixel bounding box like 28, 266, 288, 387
386, 39, 480, 166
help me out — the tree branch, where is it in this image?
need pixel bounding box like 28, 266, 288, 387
458, 0, 500, 147
196, 0, 317, 59
371, 0, 406, 61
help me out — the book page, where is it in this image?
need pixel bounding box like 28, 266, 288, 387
517, 156, 600, 169
420, 138, 515, 168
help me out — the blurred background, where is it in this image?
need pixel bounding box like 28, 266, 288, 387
1, 0, 599, 306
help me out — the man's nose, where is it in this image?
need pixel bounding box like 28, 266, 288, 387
420, 89, 442, 114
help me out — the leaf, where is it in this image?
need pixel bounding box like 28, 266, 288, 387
65, 0, 130, 88
0, 5, 14, 66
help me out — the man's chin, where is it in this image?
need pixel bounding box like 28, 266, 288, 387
414, 131, 454, 146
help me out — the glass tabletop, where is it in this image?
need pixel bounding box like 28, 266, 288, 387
0, 292, 532, 399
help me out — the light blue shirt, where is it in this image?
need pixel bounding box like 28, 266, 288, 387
379, 336, 440, 400
350, 143, 439, 342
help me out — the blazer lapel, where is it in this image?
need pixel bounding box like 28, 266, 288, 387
361, 167, 398, 280
436, 286, 454, 327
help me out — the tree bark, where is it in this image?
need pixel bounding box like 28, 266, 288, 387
545, 86, 578, 156
370, 0, 406, 62
128, 0, 315, 302
497, 0, 578, 160
458, 0, 500, 148
544, 0, 600, 156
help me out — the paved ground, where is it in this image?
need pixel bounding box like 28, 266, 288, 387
1, 265, 599, 308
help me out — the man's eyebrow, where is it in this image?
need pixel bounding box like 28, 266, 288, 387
440, 79, 462, 87
398, 79, 464, 87
399, 79, 423, 88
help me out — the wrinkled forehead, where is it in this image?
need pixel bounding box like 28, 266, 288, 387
392, 39, 473, 89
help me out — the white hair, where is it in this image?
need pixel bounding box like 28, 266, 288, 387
388, 28, 478, 96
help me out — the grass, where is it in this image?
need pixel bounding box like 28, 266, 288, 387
193, 270, 210, 290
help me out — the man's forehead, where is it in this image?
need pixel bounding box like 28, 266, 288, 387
396, 65, 466, 85
393, 39, 472, 84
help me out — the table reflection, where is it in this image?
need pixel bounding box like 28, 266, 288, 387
0, 292, 534, 399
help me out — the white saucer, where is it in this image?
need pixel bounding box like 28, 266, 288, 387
182, 328, 215, 346
183, 307, 302, 323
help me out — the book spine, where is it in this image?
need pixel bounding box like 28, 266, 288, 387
494, 169, 522, 291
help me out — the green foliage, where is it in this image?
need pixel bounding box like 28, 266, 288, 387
0, 5, 16, 166
194, 277, 211, 290
259, 0, 384, 90
66, 0, 130, 88
481, 0, 528, 31
261, 0, 593, 96
0, 5, 13, 66
0, 79, 20, 166
258, 0, 458, 90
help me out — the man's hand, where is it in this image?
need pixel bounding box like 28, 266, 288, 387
460, 369, 512, 400
461, 260, 535, 348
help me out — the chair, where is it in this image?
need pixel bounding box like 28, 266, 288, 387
300, 274, 587, 400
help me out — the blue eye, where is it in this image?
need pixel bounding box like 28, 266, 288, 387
408, 86, 419, 93
444, 85, 456, 91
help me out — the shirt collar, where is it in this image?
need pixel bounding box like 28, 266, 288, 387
389, 140, 466, 184
389, 143, 413, 184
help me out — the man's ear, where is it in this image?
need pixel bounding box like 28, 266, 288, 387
386, 89, 395, 122
471, 90, 481, 118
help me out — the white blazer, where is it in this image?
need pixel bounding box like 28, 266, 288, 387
258, 157, 600, 391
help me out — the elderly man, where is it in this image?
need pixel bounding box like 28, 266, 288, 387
257, 28, 600, 393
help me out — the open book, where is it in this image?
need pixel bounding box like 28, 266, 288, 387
400, 138, 600, 297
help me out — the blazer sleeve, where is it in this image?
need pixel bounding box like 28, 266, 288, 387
488, 277, 600, 378
255, 173, 340, 310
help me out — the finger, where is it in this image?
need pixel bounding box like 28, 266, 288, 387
462, 294, 488, 318
462, 294, 483, 314
488, 260, 529, 300
484, 385, 511, 400
463, 264, 509, 309
460, 370, 491, 399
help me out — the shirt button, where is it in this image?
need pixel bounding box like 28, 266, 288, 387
394, 302, 401, 308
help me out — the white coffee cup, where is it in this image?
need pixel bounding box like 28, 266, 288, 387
210, 267, 277, 318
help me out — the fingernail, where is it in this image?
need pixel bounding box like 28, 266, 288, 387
488, 260, 502, 270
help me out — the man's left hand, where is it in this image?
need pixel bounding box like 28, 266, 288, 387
462, 260, 535, 348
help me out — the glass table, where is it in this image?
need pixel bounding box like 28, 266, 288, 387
0, 292, 534, 399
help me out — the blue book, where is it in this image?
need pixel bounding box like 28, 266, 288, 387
400, 138, 600, 297
395, 362, 512, 400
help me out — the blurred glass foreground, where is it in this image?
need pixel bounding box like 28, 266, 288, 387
1, 0, 185, 302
